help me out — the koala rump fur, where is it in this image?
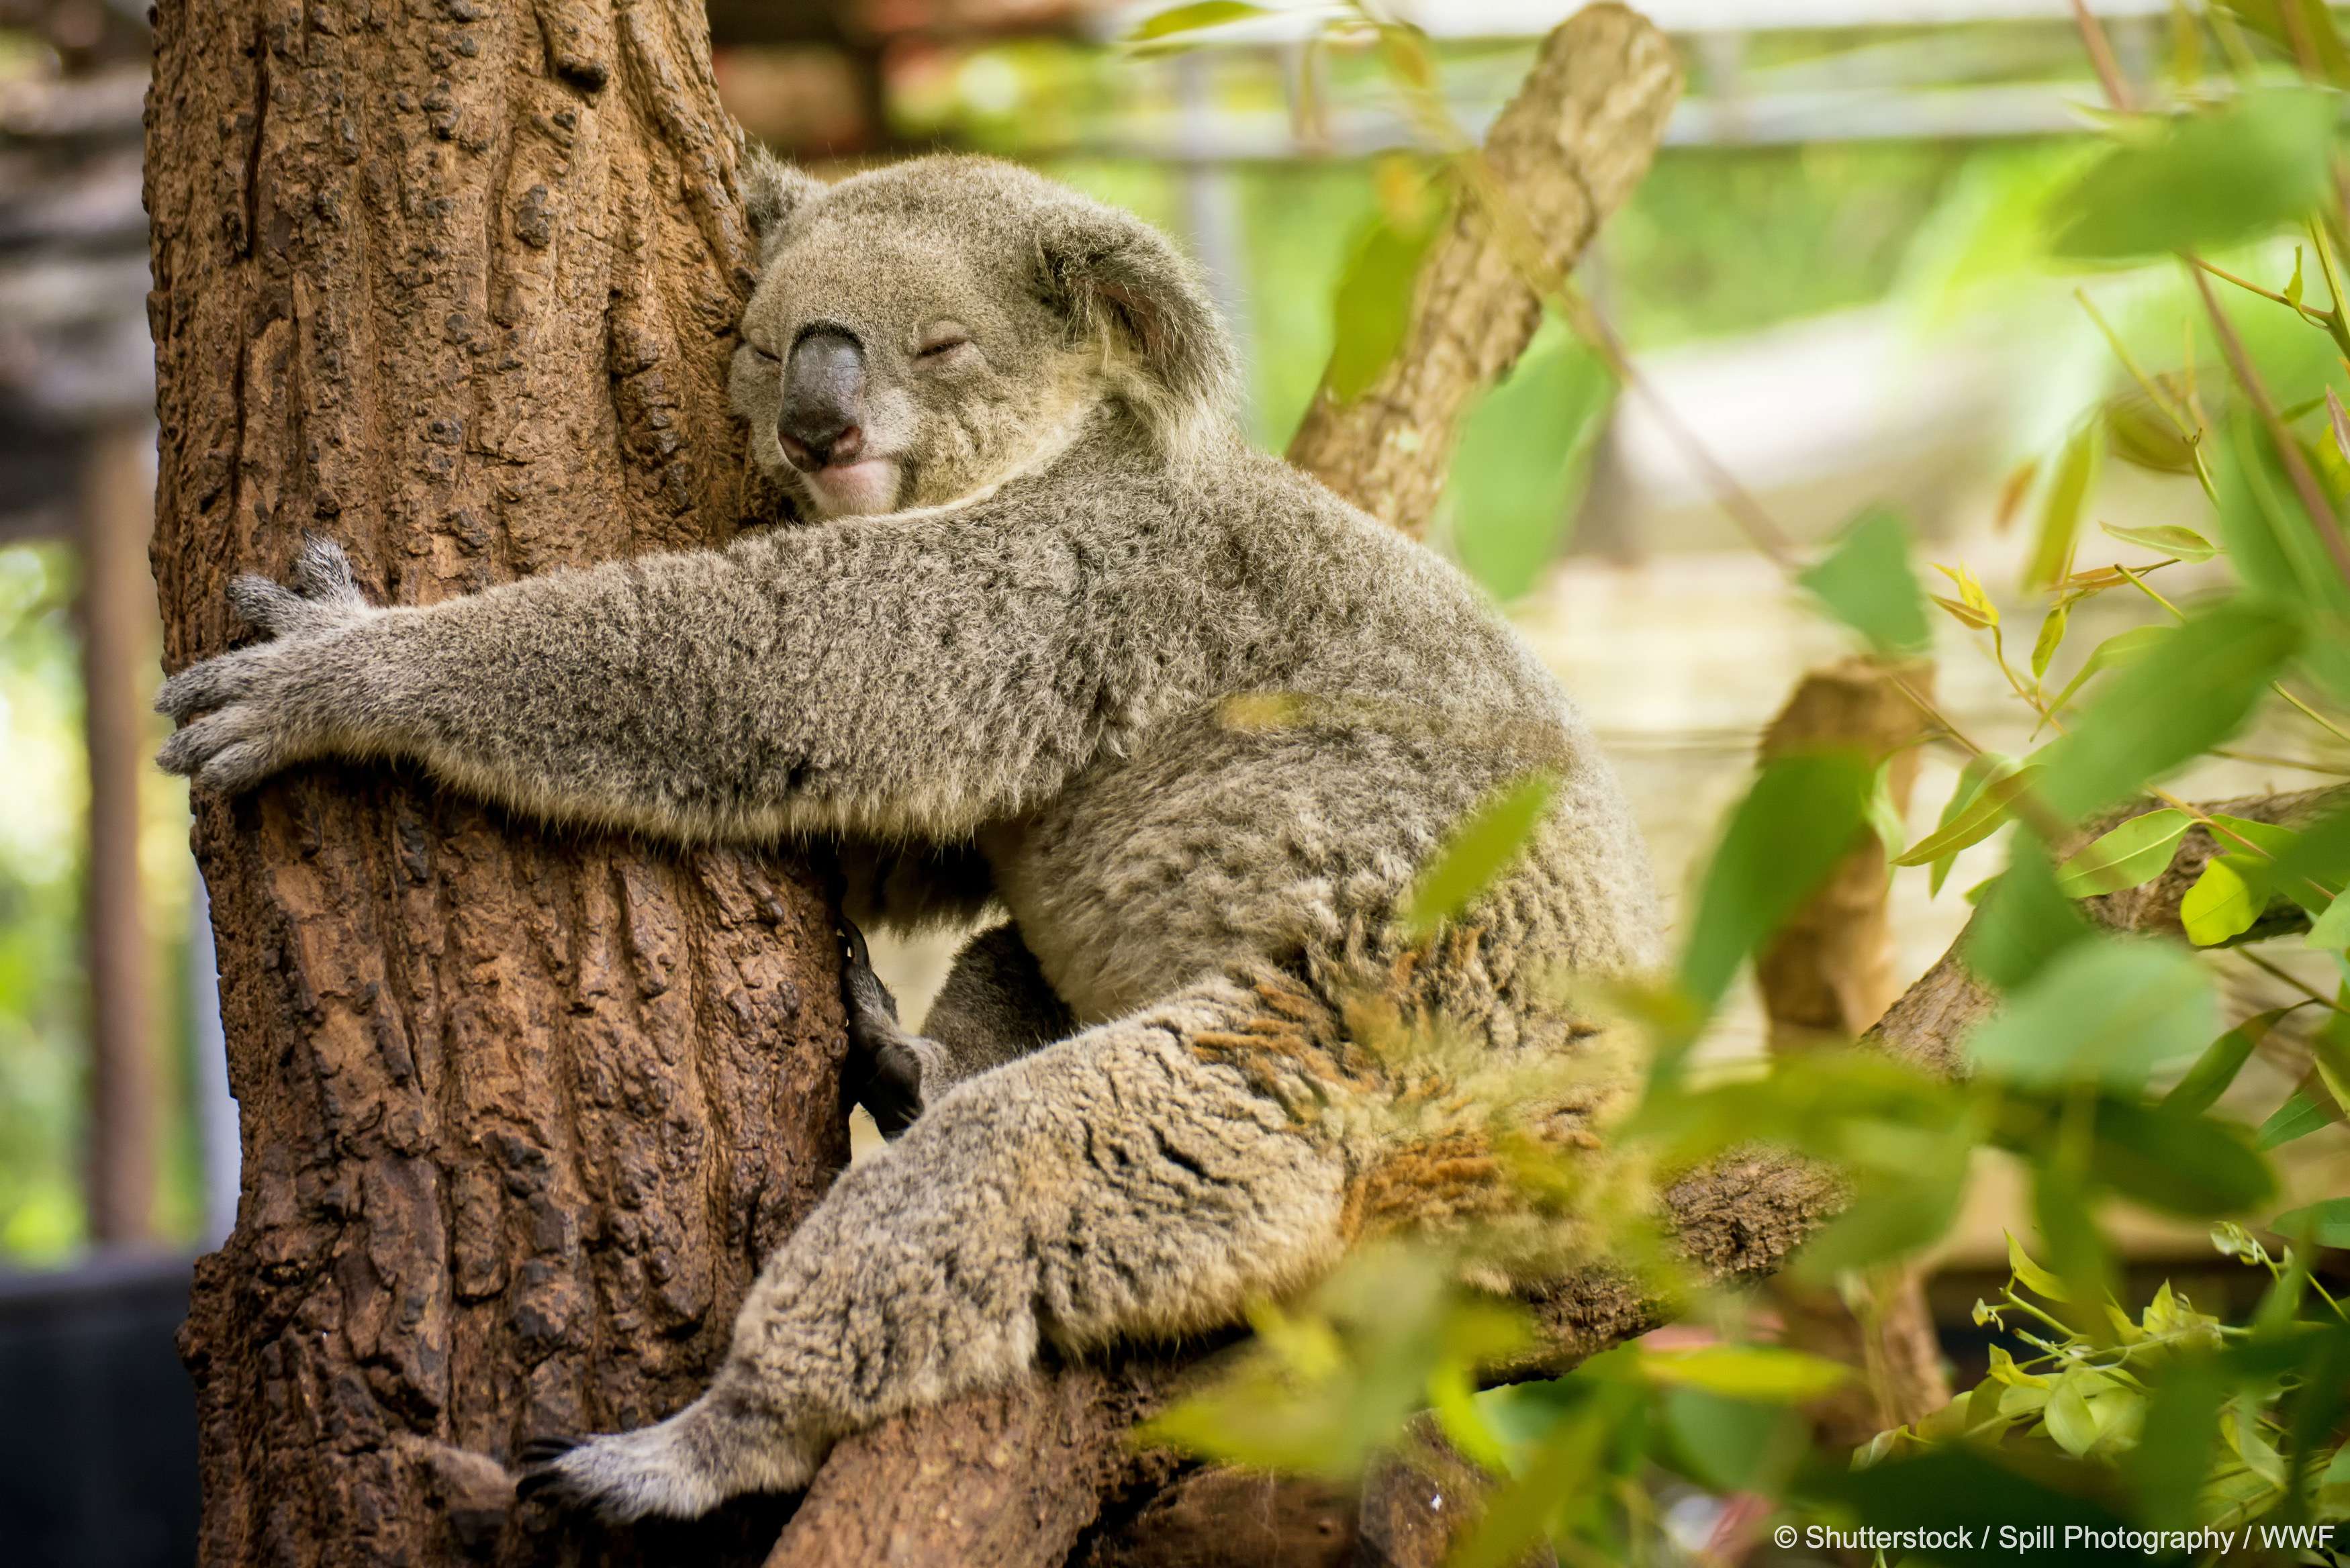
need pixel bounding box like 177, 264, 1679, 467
157, 150, 1664, 1522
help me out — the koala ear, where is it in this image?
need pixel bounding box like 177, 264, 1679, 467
741, 146, 822, 266
1037, 207, 1238, 459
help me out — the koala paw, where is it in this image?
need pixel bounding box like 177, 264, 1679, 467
516, 1413, 808, 1523
155, 536, 379, 794
838, 920, 929, 1137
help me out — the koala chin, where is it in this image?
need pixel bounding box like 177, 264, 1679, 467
157, 150, 1664, 1522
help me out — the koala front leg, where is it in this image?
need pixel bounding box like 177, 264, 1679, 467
842, 920, 1074, 1136
523, 977, 1352, 1521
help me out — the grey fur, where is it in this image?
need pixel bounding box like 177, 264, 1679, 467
158, 154, 1662, 1522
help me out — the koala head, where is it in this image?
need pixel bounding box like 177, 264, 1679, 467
729, 150, 1237, 520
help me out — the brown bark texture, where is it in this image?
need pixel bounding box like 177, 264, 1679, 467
1753, 658, 1953, 1442
763, 9, 1689, 1566
1283, 1, 1681, 538
144, 3, 845, 1565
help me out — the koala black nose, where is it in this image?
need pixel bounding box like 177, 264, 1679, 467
778, 326, 866, 470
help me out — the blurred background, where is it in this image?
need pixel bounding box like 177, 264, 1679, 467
3, 0, 2347, 1562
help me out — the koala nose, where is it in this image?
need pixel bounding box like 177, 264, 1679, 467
778, 326, 866, 470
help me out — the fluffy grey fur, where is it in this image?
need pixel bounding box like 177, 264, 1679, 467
157, 151, 1663, 1522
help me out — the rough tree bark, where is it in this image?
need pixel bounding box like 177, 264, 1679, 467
144, 3, 843, 1565
1754, 659, 1953, 1445
761, 10, 1687, 1567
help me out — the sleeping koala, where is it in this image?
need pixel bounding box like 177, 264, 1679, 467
157, 149, 1662, 1521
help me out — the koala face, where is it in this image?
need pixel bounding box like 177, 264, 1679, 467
730, 154, 1237, 519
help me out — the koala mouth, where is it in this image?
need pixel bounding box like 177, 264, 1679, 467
801, 456, 903, 518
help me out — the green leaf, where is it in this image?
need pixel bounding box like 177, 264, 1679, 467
2212, 417, 2350, 701
1793, 1170, 1967, 1281
1402, 772, 1558, 937
2271, 1197, 2350, 1247
2310, 888, 2350, 952
2181, 856, 2265, 946
1892, 763, 2039, 869
2164, 1008, 2292, 1115
1965, 836, 2093, 992
1450, 324, 1611, 601
2053, 808, 2193, 896
2007, 1230, 2072, 1301
2256, 1085, 2337, 1149
2051, 89, 2337, 260
2044, 624, 2175, 717
2027, 424, 2102, 589
1800, 505, 1935, 656
2104, 392, 2201, 477
2217, 1, 2350, 85
1325, 208, 1444, 404
2054, 1097, 2275, 1217
1127, 1, 1269, 43
1656, 1389, 1800, 1493
2030, 604, 2069, 681
2035, 600, 2302, 821
1634, 1344, 1851, 1403
1678, 750, 1877, 1013
2129, 1355, 2228, 1533
2098, 522, 2219, 561
1969, 938, 2216, 1090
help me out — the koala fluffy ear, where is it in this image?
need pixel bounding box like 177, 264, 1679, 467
741, 146, 822, 266
1037, 207, 1239, 459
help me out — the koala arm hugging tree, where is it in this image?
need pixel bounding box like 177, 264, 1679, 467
161, 150, 1664, 1527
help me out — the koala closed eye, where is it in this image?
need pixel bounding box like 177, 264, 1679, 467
914, 325, 972, 363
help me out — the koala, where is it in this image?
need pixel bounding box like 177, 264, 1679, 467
157, 150, 1663, 1522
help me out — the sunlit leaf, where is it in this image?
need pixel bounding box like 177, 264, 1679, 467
2098, 522, 2219, 561
2028, 424, 2102, 589
2035, 600, 2302, 820
2008, 1230, 2072, 1301
1969, 937, 2216, 1089
2310, 887, 2350, 952
1930, 593, 1996, 630
1325, 203, 1445, 404
2052, 808, 2192, 896
1402, 771, 1557, 936
1127, 1, 1270, 44
2181, 855, 2264, 945
2051, 89, 2337, 260
1634, 1344, 1851, 1402
1892, 763, 2040, 869
2031, 604, 2069, 681
1801, 506, 1935, 656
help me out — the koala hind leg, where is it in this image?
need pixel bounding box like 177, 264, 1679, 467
843, 920, 1074, 1136
528, 975, 1353, 1521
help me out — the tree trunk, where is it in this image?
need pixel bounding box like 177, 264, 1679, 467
144, 3, 845, 1565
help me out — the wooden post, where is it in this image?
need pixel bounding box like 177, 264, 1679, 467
79, 421, 160, 1247
1756, 656, 1953, 1441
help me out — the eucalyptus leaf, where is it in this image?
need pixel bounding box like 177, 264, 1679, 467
2035, 600, 2302, 821
2028, 424, 2102, 589
1403, 771, 1558, 936
2098, 522, 2218, 561
2053, 809, 2192, 897
1800, 505, 1935, 656
1679, 750, 1877, 1013
2164, 1008, 2292, 1116
2052, 89, 2337, 260
2270, 1197, 2350, 1247
1969, 938, 2216, 1090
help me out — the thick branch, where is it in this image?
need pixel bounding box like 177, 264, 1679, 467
1283, 1, 1680, 536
